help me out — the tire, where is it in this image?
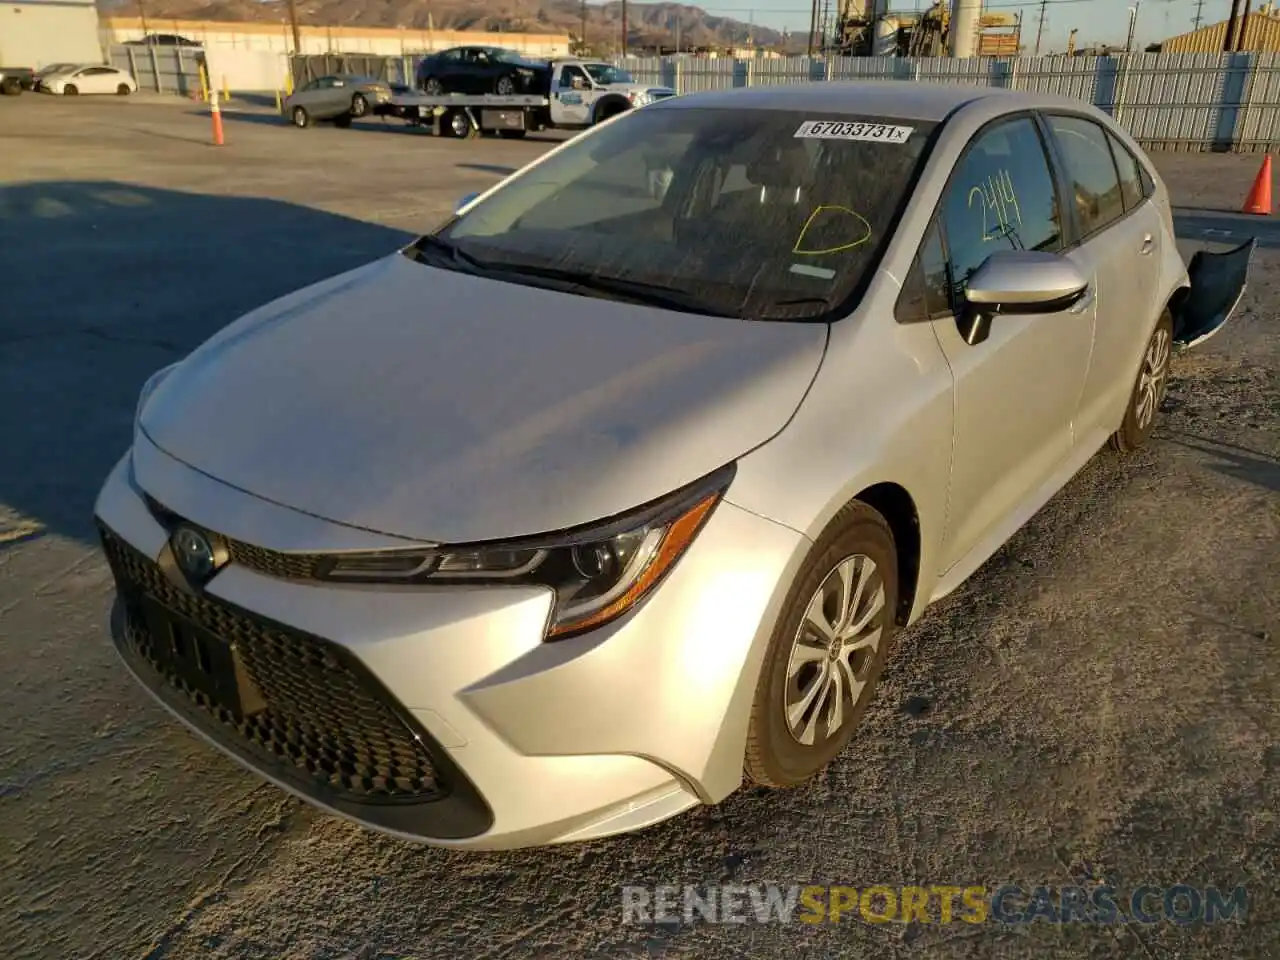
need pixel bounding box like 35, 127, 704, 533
333, 113, 352, 128
423, 77, 443, 95
744, 502, 900, 789
442, 108, 473, 139
1, 78, 21, 96
350, 92, 367, 117
497, 128, 527, 139
1109, 311, 1173, 453
116, 83, 131, 96
495, 73, 517, 95
291, 105, 310, 128
63, 83, 79, 96
593, 100, 629, 125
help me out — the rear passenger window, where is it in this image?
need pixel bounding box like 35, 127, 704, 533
1106, 130, 1148, 211
1047, 115, 1126, 237
941, 117, 1063, 303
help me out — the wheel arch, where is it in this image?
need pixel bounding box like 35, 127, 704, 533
852, 483, 922, 628
590, 94, 631, 124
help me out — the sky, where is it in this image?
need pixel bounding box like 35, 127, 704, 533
690, 0, 1245, 52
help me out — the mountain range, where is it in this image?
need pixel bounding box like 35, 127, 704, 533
98, 0, 794, 50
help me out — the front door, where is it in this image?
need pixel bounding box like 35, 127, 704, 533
933, 115, 1097, 574
552, 64, 593, 125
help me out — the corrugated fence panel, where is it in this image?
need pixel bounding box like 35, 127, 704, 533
1115, 53, 1243, 151
1008, 55, 1103, 103
111, 44, 203, 96
1241, 52, 1280, 150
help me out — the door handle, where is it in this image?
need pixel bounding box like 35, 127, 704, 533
1140, 235, 1155, 255
1070, 287, 1096, 314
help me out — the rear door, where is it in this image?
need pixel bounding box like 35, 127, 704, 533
1041, 112, 1161, 442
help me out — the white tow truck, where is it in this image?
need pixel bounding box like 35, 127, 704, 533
379, 58, 677, 139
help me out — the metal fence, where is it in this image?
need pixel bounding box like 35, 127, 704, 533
289, 54, 417, 90
109, 44, 205, 97
622, 51, 1280, 153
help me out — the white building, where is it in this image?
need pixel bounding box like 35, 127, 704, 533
1, 0, 104, 69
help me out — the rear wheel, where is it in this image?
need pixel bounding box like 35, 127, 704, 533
495, 73, 517, 95
350, 92, 368, 117
744, 502, 900, 788
116, 83, 131, 95
423, 76, 443, 95
63, 83, 79, 96
1110, 311, 1173, 453
1, 78, 23, 96
291, 105, 310, 128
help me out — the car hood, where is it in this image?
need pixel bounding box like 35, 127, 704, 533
139, 254, 827, 544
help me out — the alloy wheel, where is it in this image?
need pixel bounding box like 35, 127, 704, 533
783, 554, 886, 747
1135, 326, 1171, 431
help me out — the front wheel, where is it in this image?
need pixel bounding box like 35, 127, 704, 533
116, 83, 132, 96
494, 74, 517, 95
291, 105, 310, 128
350, 92, 367, 117
63, 83, 79, 96
744, 502, 900, 788
1109, 311, 1173, 453
423, 77, 443, 95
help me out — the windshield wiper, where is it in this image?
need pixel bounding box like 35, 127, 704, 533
405, 234, 489, 273
464, 261, 738, 317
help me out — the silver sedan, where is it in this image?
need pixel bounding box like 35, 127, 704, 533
284, 73, 391, 127
96, 81, 1252, 850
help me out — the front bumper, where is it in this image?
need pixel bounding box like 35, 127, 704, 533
95, 442, 808, 849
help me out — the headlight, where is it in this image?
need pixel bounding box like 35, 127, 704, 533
629, 91, 653, 108
134, 362, 178, 434
315, 464, 735, 640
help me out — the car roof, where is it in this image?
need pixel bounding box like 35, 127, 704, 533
658, 81, 1090, 123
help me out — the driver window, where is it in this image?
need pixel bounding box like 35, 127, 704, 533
559, 67, 587, 89
941, 117, 1063, 306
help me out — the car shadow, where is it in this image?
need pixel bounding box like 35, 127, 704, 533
0, 180, 413, 549
1159, 430, 1280, 493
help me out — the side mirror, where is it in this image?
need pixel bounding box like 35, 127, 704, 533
960, 250, 1090, 346
455, 192, 480, 215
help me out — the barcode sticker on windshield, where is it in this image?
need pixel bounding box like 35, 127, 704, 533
794, 120, 914, 144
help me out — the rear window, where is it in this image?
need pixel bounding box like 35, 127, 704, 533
437, 106, 937, 321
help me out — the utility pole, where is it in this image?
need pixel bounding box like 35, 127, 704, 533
1192, 0, 1205, 31
136, 0, 150, 38
1125, 2, 1140, 53
1225, 0, 1243, 50
621, 0, 628, 56
807, 0, 819, 55
580, 0, 587, 53
1034, 0, 1047, 56
1238, 0, 1253, 50
286, 0, 301, 54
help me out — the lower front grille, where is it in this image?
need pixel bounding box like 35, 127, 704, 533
100, 524, 444, 804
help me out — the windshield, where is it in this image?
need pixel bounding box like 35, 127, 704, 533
583, 63, 633, 84
491, 48, 532, 64
425, 106, 936, 321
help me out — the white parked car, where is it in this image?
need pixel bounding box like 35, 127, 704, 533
44, 65, 137, 96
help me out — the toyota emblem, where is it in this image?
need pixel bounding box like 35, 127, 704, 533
172, 526, 217, 580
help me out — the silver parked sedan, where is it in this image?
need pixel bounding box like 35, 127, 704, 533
284, 73, 392, 127
96, 82, 1252, 850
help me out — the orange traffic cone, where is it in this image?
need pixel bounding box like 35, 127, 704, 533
210, 89, 224, 147
1242, 154, 1272, 215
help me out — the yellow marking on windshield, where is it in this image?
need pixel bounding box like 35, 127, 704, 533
792, 205, 873, 256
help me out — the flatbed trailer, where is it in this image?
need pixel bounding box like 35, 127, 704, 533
379, 93, 560, 140
375, 61, 676, 139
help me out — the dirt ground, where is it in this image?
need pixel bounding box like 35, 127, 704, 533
1, 96, 1277, 959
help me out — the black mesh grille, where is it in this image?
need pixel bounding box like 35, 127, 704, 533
225, 539, 324, 581
100, 524, 446, 804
